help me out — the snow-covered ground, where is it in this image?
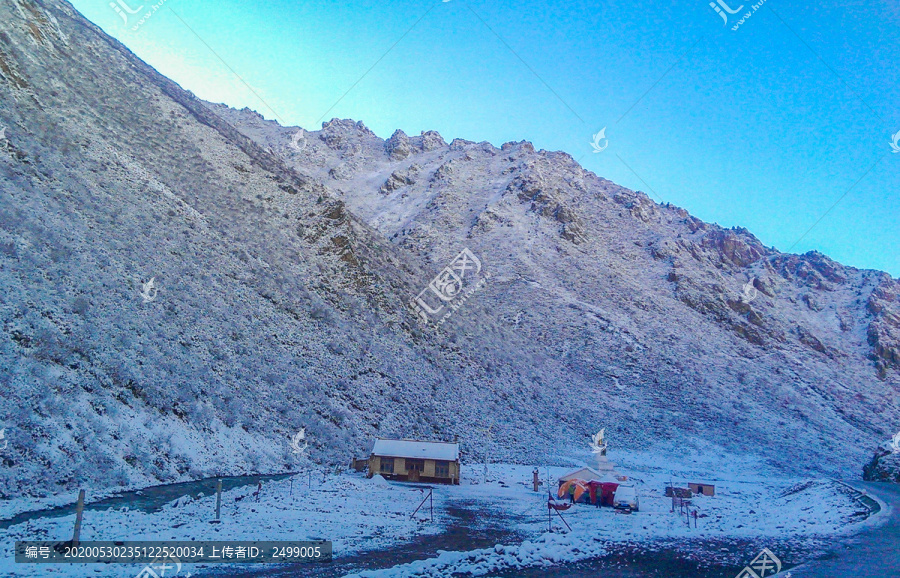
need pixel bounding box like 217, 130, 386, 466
0, 450, 881, 578
346, 452, 880, 578
1, 473, 444, 577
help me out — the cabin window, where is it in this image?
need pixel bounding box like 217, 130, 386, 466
380, 457, 394, 474
434, 460, 450, 477
406, 459, 424, 472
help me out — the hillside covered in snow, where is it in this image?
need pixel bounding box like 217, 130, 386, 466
0, 0, 898, 500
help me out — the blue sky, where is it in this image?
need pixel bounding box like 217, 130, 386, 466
73, 0, 899, 275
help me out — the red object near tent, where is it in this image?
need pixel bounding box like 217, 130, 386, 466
547, 499, 573, 511
586, 481, 619, 506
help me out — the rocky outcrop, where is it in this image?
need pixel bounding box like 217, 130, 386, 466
866, 279, 900, 377
697, 228, 769, 268
379, 167, 417, 195
509, 173, 586, 243
773, 251, 849, 289
385, 129, 412, 160
419, 130, 445, 152
863, 446, 900, 482
612, 191, 661, 224
320, 118, 372, 152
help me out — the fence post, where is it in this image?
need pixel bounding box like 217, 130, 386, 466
215, 479, 223, 521
72, 489, 85, 547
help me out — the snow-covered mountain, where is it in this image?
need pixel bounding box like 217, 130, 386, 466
0, 0, 897, 499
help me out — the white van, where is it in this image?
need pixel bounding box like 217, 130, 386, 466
613, 485, 639, 512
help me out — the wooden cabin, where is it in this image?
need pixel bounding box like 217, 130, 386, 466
368, 439, 460, 484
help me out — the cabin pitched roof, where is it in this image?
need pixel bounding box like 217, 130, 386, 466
371, 439, 459, 461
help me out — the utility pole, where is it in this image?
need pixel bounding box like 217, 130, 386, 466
479, 424, 494, 484
72, 490, 85, 547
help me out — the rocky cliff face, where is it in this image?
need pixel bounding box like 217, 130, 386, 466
863, 442, 900, 482
0, 0, 898, 499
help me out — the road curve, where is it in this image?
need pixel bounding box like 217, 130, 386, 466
790, 481, 897, 578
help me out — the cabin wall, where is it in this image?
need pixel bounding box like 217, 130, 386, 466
367, 455, 460, 484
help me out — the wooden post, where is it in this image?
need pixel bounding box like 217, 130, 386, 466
72, 489, 85, 547
409, 488, 433, 521
215, 479, 222, 521
533, 468, 539, 492
255, 481, 262, 503
553, 505, 572, 531
290, 478, 294, 499
669, 474, 674, 513
548, 500, 552, 533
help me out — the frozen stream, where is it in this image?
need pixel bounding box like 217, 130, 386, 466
0, 473, 292, 531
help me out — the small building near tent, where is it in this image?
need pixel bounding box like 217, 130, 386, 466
688, 482, 715, 496
665, 486, 693, 498
367, 439, 460, 484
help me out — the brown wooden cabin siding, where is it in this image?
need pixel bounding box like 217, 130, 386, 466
368, 455, 460, 484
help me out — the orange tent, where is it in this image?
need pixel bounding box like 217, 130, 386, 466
557, 479, 589, 502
